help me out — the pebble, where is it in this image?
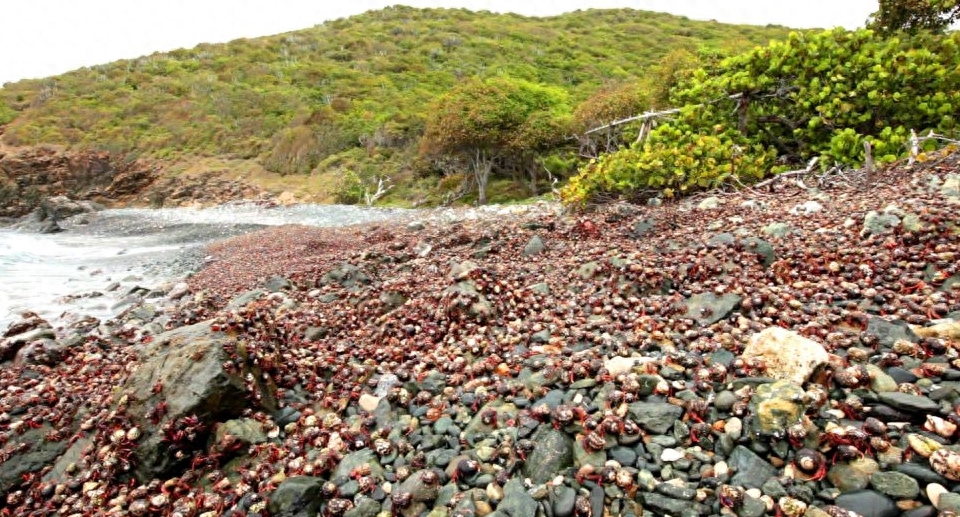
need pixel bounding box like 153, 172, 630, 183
876, 392, 938, 413
828, 458, 879, 493
869, 471, 919, 500
938, 493, 960, 513
728, 446, 777, 489
894, 464, 945, 487
835, 490, 898, 517
358, 393, 381, 412
926, 483, 948, 509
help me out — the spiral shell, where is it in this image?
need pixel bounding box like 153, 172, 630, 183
794, 448, 826, 477
718, 484, 745, 508
582, 430, 606, 452
325, 498, 354, 516
391, 490, 413, 509
615, 468, 634, 488
778, 497, 808, 517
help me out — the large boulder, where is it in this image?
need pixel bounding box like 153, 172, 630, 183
119, 320, 277, 480
741, 327, 829, 384
38, 195, 101, 221
0, 317, 56, 363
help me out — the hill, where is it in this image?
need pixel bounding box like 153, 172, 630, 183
0, 6, 792, 206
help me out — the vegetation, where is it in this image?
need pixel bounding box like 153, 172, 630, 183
420, 77, 570, 204
0, 7, 791, 205
868, 0, 960, 35
562, 28, 960, 205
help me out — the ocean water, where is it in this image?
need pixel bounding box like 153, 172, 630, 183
0, 203, 411, 331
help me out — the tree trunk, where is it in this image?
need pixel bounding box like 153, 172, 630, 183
471, 148, 494, 205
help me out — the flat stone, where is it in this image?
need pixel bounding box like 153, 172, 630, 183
552, 485, 577, 517
682, 292, 742, 327
896, 463, 947, 485
762, 222, 794, 238
728, 445, 777, 489
750, 380, 807, 435
627, 402, 684, 434
267, 476, 323, 517
877, 392, 938, 413
862, 211, 901, 236
631, 217, 657, 238
865, 364, 898, 393
835, 490, 898, 517
870, 470, 919, 499
866, 317, 919, 347
939, 493, 960, 513
498, 478, 537, 517
523, 235, 546, 256
521, 426, 573, 485
642, 492, 708, 516
828, 458, 879, 493
741, 236, 776, 267
698, 197, 721, 210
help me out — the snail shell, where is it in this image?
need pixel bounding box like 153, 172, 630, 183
778, 497, 808, 517
794, 448, 826, 476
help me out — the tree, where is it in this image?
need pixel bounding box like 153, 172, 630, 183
869, 0, 960, 35
419, 76, 570, 204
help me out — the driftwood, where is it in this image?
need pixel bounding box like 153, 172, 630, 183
582, 93, 744, 137
363, 176, 392, 207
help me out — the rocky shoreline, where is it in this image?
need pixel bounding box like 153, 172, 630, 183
2, 152, 960, 517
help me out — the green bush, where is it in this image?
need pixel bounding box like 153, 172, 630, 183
564, 28, 960, 205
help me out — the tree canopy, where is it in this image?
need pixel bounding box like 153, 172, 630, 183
869, 0, 960, 35
420, 77, 570, 204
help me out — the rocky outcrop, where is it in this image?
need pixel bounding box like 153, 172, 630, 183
0, 146, 159, 217
118, 320, 278, 480
0, 145, 269, 217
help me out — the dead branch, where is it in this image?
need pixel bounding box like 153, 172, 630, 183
363, 176, 392, 207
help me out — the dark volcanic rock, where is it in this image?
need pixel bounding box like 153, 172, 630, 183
628, 402, 684, 434
320, 263, 371, 289
0, 425, 72, 495
267, 476, 323, 517
682, 292, 742, 326
866, 317, 919, 347
521, 426, 574, 484
498, 478, 538, 517
835, 490, 898, 517
728, 445, 777, 489
876, 392, 938, 413
121, 320, 278, 480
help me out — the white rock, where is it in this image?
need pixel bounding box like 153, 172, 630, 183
167, 282, 190, 300
661, 448, 685, 462
725, 417, 743, 440
928, 483, 948, 509
789, 200, 823, 216
741, 327, 830, 384
358, 394, 382, 413
714, 461, 730, 478
604, 356, 638, 377
698, 197, 722, 210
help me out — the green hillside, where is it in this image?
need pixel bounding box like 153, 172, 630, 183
0, 6, 793, 205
